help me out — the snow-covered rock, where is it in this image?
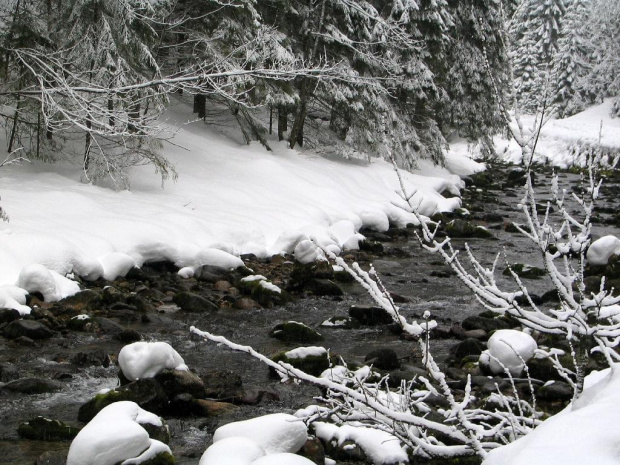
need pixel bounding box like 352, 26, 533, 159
212, 413, 308, 455
251, 453, 316, 465
199, 437, 266, 465
0, 284, 30, 314
587, 235, 620, 266
118, 341, 188, 381
99, 252, 137, 281
67, 401, 171, 465
479, 329, 537, 377
16, 263, 80, 302
294, 240, 325, 264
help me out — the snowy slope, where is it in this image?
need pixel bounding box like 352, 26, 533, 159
0, 99, 477, 309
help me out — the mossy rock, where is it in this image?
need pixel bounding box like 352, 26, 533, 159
333, 270, 355, 283
503, 263, 546, 279
272, 349, 332, 377
505, 222, 531, 234
269, 321, 323, 343
445, 220, 494, 239
469, 172, 494, 188
358, 240, 384, 254
173, 292, 219, 312
289, 260, 334, 291
250, 282, 289, 307
303, 279, 343, 296
18, 416, 80, 441
66, 314, 91, 331
78, 379, 168, 422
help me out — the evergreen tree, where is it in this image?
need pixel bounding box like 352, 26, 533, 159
551, 0, 592, 117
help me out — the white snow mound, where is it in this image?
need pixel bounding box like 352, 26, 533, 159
99, 252, 137, 281
479, 329, 537, 377
118, 341, 188, 381
199, 437, 266, 465
251, 453, 316, 465
587, 235, 620, 266
213, 413, 308, 455
17, 263, 80, 302
66, 401, 169, 465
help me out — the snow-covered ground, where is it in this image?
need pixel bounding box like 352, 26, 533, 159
0, 99, 479, 312
451, 99, 620, 168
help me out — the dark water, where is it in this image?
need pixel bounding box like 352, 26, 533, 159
2, 166, 619, 464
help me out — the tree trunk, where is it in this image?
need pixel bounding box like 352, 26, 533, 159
84, 118, 92, 172
8, 94, 21, 153
278, 107, 287, 141
193, 94, 206, 119
289, 97, 307, 149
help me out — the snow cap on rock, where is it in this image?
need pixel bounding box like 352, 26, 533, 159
587, 235, 620, 266
118, 341, 188, 381
199, 437, 266, 465
479, 329, 537, 377
213, 413, 308, 455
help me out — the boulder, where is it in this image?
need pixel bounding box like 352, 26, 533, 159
272, 347, 331, 377
18, 416, 80, 441
173, 292, 219, 312
320, 316, 361, 329
3, 319, 55, 340
364, 348, 400, 370
461, 315, 511, 333
269, 321, 323, 343
349, 305, 394, 326
2, 377, 63, 394
71, 349, 111, 368
449, 338, 486, 365
154, 368, 206, 399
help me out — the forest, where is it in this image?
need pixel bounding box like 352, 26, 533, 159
0, 0, 617, 188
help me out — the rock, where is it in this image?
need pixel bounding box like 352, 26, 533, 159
289, 261, 334, 292
320, 316, 361, 329
515, 293, 544, 306
18, 416, 80, 441
358, 240, 384, 254
449, 338, 486, 365
213, 280, 232, 291
92, 317, 125, 335
0, 308, 21, 324
527, 357, 567, 382
272, 348, 331, 377
299, 436, 326, 465
445, 219, 494, 239
463, 329, 487, 340
141, 421, 171, 445
65, 315, 91, 331
202, 370, 245, 402
115, 328, 143, 343
303, 279, 343, 296
3, 319, 55, 340
154, 368, 206, 399
2, 377, 63, 394
364, 348, 400, 370
78, 379, 169, 422
173, 292, 219, 312
71, 349, 111, 368
101, 285, 126, 306
34, 450, 68, 465
503, 263, 545, 279
56, 289, 101, 312
234, 297, 260, 310
461, 315, 511, 333
191, 398, 238, 416
537, 381, 574, 402
0, 362, 19, 382
349, 305, 394, 326
14, 335, 36, 346
269, 321, 323, 343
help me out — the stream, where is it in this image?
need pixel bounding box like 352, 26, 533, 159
1, 163, 619, 465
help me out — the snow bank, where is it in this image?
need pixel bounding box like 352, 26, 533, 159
212, 413, 308, 455
483, 364, 620, 465
587, 235, 620, 266
479, 330, 537, 377
17, 263, 80, 302
67, 401, 170, 465
0, 98, 477, 298
199, 437, 266, 465
313, 422, 409, 465
118, 341, 188, 381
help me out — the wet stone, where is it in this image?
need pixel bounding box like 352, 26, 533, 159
2, 377, 63, 395
364, 348, 400, 370
349, 305, 394, 326
173, 291, 219, 312
18, 416, 80, 441
3, 319, 55, 340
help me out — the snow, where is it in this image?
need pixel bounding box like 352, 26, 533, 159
450, 99, 620, 168
0, 98, 474, 315
199, 437, 266, 465
16, 263, 81, 302
587, 235, 620, 266
212, 413, 308, 455
284, 346, 327, 359
251, 453, 316, 465
313, 422, 409, 465
118, 341, 188, 381
479, 330, 538, 377
67, 401, 170, 465
482, 365, 620, 465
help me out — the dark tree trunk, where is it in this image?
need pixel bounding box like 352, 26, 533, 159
193, 94, 206, 119
278, 107, 287, 141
